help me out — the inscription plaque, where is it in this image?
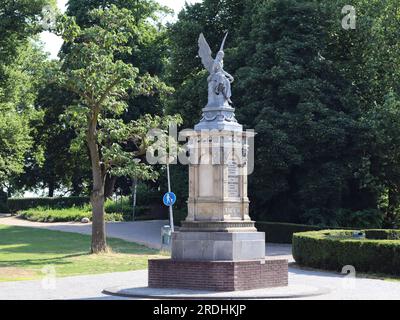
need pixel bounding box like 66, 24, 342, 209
228, 159, 240, 198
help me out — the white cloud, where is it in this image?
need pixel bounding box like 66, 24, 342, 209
40, 0, 202, 60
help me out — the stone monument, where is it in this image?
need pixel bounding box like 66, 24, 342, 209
148, 33, 288, 291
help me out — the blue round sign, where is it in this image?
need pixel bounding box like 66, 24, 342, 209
163, 192, 176, 207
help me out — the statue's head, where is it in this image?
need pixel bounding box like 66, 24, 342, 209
216, 51, 225, 60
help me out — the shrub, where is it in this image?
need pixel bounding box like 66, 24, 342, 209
255, 222, 322, 243
0, 190, 7, 213
18, 206, 124, 223
365, 229, 400, 240
173, 207, 188, 227
293, 230, 400, 276
10, 196, 152, 221
8, 197, 90, 213
301, 208, 383, 229
105, 197, 149, 219
135, 184, 163, 206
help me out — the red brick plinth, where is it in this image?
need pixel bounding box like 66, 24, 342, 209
148, 258, 288, 292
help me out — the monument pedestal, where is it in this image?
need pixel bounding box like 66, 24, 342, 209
171, 231, 266, 261
148, 258, 288, 292
147, 129, 289, 291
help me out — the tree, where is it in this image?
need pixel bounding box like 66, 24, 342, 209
58, 0, 173, 198
0, 0, 55, 193
0, 42, 51, 193
0, 0, 55, 63
57, 5, 173, 253
12, 76, 92, 197
167, 0, 383, 226
326, 0, 400, 226
361, 93, 400, 227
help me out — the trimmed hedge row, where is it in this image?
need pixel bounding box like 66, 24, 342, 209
255, 221, 322, 243
7, 197, 90, 213
0, 190, 7, 213
18, 208, 124, 223
364, 229, 400, 240
293, 230, 400, 276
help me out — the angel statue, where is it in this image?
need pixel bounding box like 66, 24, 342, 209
198, 32, 235, 107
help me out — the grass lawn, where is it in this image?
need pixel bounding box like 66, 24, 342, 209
0, 225, 166, 282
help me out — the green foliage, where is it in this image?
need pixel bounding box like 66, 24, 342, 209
134, 183, 163, 206
173, 207, 188, 227
10, 195, 155, 221
255, 222, 322, 244
0, 0, 55, 63
364, 229, 400, 240
7, 196, 90, 213
360, 92, 400, 227
12, 70, 91, 197
0, 42, 50, 188
18, 206, 124, 222
233, 0, 368, 223
0, 1, 56, 189
104, 197, 149, 218
0, 109, 32, 183
302, 208, 383, 229
167, 0, 400, 227
57, 6, 177, 196
0, 190, 8, 213
293, 230, 400, 276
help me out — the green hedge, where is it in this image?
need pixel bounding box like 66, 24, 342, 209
364, 229, 400, 240
18, 207, 124, 223
0, 190, 8, 213
293, 230, 400, 276
255, 221, 322, 243
173, 207, 188, 227
8, 197, 90, 213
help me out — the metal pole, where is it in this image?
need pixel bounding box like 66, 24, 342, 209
132, 178, 137, 221
120, 188, 123, 213
166, 160, 175, 232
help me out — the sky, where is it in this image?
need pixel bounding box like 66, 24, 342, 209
40, 0, 202, 59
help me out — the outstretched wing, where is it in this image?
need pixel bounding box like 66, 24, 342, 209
198, 33, 214, 74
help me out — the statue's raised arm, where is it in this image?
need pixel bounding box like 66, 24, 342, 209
198, 32, 234, 106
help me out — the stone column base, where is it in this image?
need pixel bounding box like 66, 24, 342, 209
172, 231, 266, 261
148, 258, 288, 291
180, 221, 257, 232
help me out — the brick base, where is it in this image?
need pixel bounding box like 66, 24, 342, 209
148, 258, 288, 292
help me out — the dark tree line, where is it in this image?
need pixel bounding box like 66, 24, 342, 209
2, 0, 400, 230
167, 0, 400, 228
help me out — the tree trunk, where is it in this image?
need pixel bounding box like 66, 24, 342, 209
104, 174, 117, 199
387, 187, 400, 227
48, 181, 55, 198
87, 109, 107, 254
71, 173, 83, 196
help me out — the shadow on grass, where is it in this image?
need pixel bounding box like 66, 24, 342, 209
0, 225, 160, 272
0, 252, 90, 268
0, 225, 157, 255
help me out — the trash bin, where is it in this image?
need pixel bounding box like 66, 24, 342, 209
161, 225, 172, 246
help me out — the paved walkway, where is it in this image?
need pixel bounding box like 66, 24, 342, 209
0, 216, 294, 260
0, 267, 399, 300
3, 216, 398, 299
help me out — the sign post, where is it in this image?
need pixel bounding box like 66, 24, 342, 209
163, 161, 176, 232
